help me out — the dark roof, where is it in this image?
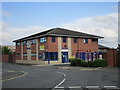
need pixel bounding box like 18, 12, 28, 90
98, 44, 109, 49
13, 28, 104, 42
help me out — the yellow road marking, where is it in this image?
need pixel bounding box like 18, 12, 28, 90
80, 68, 101, 71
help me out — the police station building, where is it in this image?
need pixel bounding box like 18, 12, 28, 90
13, 28, 103, 64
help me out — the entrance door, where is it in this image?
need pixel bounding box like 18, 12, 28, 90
62, 52, 68, 63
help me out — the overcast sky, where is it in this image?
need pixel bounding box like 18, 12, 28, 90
1, 2, 118, 48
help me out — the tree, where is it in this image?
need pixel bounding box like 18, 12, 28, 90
2, 46, 13, 55
117, 44, 120, 54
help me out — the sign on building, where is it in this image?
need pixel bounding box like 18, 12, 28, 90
40, 45, 45, 50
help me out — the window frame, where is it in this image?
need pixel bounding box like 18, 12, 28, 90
52, 37, 56, 42
31, 52, 36, 57
40, 37, 46, 43
83, 39, 88, 44
44, 52, 58, 61
23, 53, 27, 57
16, 53, 21, 56
74, 38, 77, 43
16, 42, 21, 46
23, 41, 27, 46
31, 39, 36, 45
63, 37, 67, 43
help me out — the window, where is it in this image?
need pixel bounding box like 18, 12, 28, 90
50, 52, 54, 60
40, 37, 46, 43
23, 53, 27, 57
92, 39, 98, 42
16, 53, 21, 56
83, 39, 88, 44
45, 52, 48, 60
16, 42, 20, 46
52, 37, 56, 42
23, 41, 27, 46
63, 37, 67, 43
39, 53, 43, 58
64, 45, 67, 48
31, 52, 36, 57
44, 52, 58, 60
74, 38, 77, 43
31, 39, 36, 45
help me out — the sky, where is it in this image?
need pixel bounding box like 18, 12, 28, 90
1, 2, 118, 48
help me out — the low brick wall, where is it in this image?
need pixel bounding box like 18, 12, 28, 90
2, 54, 16, 63
2, 55, 9, 62
103, 49, 118, 67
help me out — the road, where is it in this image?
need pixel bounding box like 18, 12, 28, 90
2, 63, 120, 90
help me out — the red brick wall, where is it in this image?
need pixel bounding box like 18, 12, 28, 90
23, 45, 27, 60
31, 44, 36, 52
79, 39, 92, 52
2, 55, 9, 62
23, 56, 27, 60
71, 38, 78, 56
2, 54, 16, 62
23, 45, 27, 52
16, 43, 21, 60
31, 44, 36, 60
103, 49, 117, 67
47, 36, 58, 52
71, 38, 98, 56
91, 39, 98, 52
31, 56, 36, 60
61, 37, 68, 49
38, 37, 48, 60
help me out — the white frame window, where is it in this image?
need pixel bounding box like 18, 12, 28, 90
23, 41, 27, 46
16, 42, 21, 46
23, 53, 27, 57
31, 52, 36, 57
31, 39, 36, 45
83, 39, 88, 44
40, 37, 46, 43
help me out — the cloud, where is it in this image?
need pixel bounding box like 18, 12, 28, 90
1, 13, 118, 48
60, 13, 118, 48
2, 11, 12, 17
0, 22, 49, 45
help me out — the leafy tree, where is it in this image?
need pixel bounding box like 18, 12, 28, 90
2, 46, 13, 55
117, 44, 120, 54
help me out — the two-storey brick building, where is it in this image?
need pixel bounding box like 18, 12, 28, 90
13, 28, 103, 64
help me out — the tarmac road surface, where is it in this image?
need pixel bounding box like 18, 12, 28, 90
2, 62, 120, 90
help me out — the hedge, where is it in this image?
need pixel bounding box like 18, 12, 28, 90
70, 58, 108, 67
92, 59, 108, 67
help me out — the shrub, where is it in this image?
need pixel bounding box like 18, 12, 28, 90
70, 58, 81, 66
88, 61, 93, 67
92, 59, 108, 67
80, 60, 88, 67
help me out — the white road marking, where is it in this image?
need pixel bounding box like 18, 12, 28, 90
54, 79, 66, 88
57, 72, 66, 76
2, 71, 28, 81
69, 86, 81, 88
104, 86, 119, 89
55, 87, 64, 88
54, 71, 66, 89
